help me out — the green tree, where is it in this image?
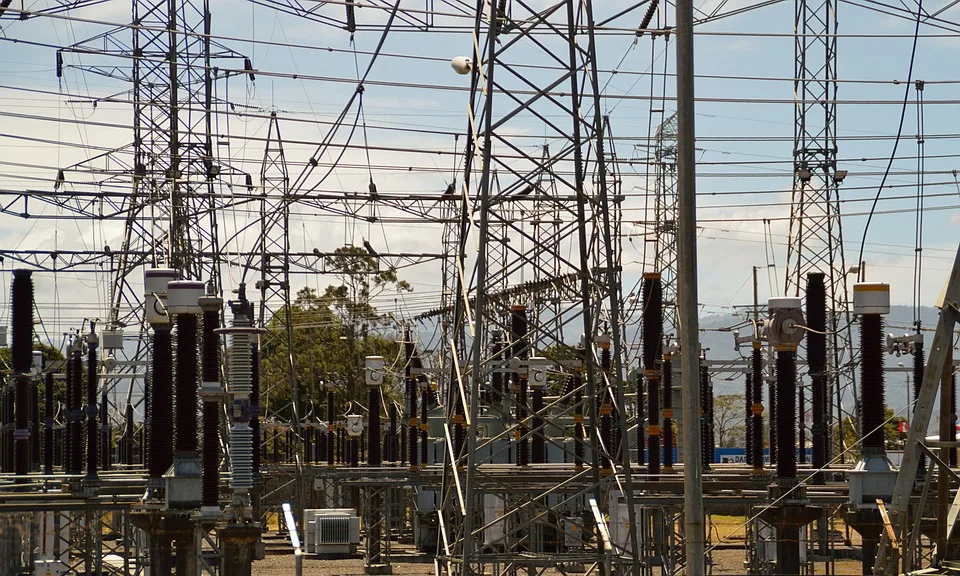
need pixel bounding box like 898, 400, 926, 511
260, 246, 412, 423
713, 394, 746, 447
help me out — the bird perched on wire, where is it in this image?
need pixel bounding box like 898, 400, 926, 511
369, 179, 378, 199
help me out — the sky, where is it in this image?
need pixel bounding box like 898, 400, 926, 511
0, 0, 958, 351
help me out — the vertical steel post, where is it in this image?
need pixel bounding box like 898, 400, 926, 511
676, 0, 706, 563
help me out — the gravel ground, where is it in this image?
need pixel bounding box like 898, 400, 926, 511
252, 554, 433, 576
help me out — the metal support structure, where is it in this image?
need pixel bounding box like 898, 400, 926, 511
653, 114, 680, 341
255, 112, 305, 523
676, 0, 706, 567
876, 241, 960, 573
787, 0, 856, 463
437, 1, 639, 574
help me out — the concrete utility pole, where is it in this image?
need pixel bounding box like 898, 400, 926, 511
676, 0, 705, 571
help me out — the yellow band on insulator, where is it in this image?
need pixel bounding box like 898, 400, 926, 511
663, 353, 672, 361
775, 344, 798, 352
573, 415, 583, 424
753, 341, 762, 350
453, 415, 463, 424
420, 424, 429, 431
663, 409, 673, 419
409, 418, 419, 427
751, 403, 764, 415
600, 342, 610, 350
647, 425, 661, 436
600, 404, 612, 415
644, 369, 660, 380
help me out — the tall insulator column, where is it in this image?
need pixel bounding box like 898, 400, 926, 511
511, 305, 529, 468
775, 347, 798, 479
69, 340, 84, 475
419, 379, 429, 466
700, 362, 710, 471
367, 357, 384, 467
854, 284, 889, 456
663, 353, 674, 472
11, 269, 33, 483
385, 403, 394, 463
31, 354, 40, 472
768, 360, 777, 466
63, 348, 73, 473
598, 334, 612, 474
123, 403, 135, 466
595, 334, 613, 474
642, 273, 663, 479
491, 336, 505, 410
144, 268, 177, 492
85, 325, 99, 479
573, 347, 585, 471
806, 273, 827, 482
750, 342, 764, 473
199, 290, 223, 514
169, 281, 204, 457
766, 297, 806, 480
222, 287, 259, 518
914, 335, 926, 474
405, 330, 419, 470
251, 343, 261, 480
99, 388, 110, 471
44, 372, 53, 474
326, 382, 336, 468
636, 369, 644, 466
530, 358, 549, 464
745, 373, 753, 465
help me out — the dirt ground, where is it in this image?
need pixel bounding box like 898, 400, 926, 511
252, 515, 867, 575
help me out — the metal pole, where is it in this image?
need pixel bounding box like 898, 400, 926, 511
676, 0, 704, 569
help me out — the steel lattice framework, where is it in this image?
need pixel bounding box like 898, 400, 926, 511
436, 1, 638, 574
785, 0, 857, 451
653, 113, 679, 342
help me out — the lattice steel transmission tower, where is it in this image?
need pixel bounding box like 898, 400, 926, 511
653, 113, 679, 341
786, 0, 856, 451
437, 0, 637, 573
54, 0, 248, 447
61, 0, 248, 329
255, 111, 305, 516
256, 112, 299, 427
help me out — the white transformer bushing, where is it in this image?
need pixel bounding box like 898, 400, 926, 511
143, 268, 178, 325
365, 356, 385, 387
765, 296, 805, 347
166, 280, 205, 315
32, 350, 44, 375
853, 282, 890, 315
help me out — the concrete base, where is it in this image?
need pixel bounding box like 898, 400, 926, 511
761, 483, 821, 576
220, 524, 261, 576
364, 563, 394, 575
845, 507, 883, 575
131, 510, 197, 576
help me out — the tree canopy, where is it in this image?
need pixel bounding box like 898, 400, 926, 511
259, 246, 413, 424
